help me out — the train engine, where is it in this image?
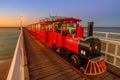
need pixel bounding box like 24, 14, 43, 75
52, 18, 106, 76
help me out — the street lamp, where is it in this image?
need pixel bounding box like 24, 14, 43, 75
20, 16, 24, 30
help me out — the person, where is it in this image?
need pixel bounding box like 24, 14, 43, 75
58, 23, 61, 33
62, 25, 69, 35
54, 25, 57, 32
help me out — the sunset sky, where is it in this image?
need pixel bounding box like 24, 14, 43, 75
0, 0, 120, 27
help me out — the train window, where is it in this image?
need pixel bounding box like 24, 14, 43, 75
36, 24, 38, 30
68, 23, 76, 28
49, 24, 52, 30
54, 24, 58, 31
36, 24, 40, 31
46, 24, 52, 31
46, 25, 49, 31
41, 25, 44, 31
62, 24, 69, 35
38, 24, 40, 31
67, 23, 76, 34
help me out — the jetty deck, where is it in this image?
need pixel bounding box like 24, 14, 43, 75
23, 30, 88, 80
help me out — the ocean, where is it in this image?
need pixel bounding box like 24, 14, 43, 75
0, 27, 20, 60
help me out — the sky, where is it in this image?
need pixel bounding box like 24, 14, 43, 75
0, 0, 120, 27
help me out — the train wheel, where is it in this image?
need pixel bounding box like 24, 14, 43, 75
52, 44, 56, 51
70, 54, 81, 68
79, 67, 84, 74
52, 44, 61, 53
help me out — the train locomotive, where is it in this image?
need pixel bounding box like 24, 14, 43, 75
27, 17, 106, 76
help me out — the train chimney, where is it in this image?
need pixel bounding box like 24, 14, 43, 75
87, 22, 94, 37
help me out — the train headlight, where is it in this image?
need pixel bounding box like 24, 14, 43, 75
83, 51, 86, 55
81, 50, 86, 55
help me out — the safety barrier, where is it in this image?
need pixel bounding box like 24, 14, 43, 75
84, 31, 120, 68
84, 31, 120, 41
7, 28, 24, 80
101, 39, 120, 68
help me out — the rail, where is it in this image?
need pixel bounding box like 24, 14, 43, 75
101, 39, 120, 68
84, 31, 120, 68
7, 28, 24, 80
84, 31, 120, 41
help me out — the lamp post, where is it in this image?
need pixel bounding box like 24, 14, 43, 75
20, 16, 23, 30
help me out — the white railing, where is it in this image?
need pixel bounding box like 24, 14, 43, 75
84, 31, 120, 41
84, 31, 120, 68
7, 29, 24, 80
94, 31, 120, 41
101, 39, 120, 68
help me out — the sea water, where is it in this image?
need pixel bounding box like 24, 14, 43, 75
0, 27, 20, 60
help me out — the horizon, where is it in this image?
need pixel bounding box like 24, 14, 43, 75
0, 0, 120, 27
0, 26, 120, 28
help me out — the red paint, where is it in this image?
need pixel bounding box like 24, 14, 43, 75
76, 24, 84, 38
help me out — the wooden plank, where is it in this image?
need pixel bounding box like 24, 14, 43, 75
30, 68, 70, 80
41, 69, 74, 80
29, 62, 65, 71
53, 70, 76, 80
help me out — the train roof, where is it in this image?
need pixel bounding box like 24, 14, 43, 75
55, 17, 81, 22
27, 17, 81, 26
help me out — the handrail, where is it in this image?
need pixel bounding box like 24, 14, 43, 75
84, 30, 120, 68
84, 30, 120, 41
100, 39, 120, 68
94, 31, 120, 35
7, 29, 24, 80
85, 30, 120, 35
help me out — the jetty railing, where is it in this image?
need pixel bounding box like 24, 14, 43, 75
84, 31, 120, 41
84, 31, 120, 68
101, 39, 120, 68
7, 29, 24, 80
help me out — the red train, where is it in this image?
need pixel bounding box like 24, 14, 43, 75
27, 17, 106, 75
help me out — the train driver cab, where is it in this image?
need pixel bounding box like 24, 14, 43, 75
54, 17, 81, 36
